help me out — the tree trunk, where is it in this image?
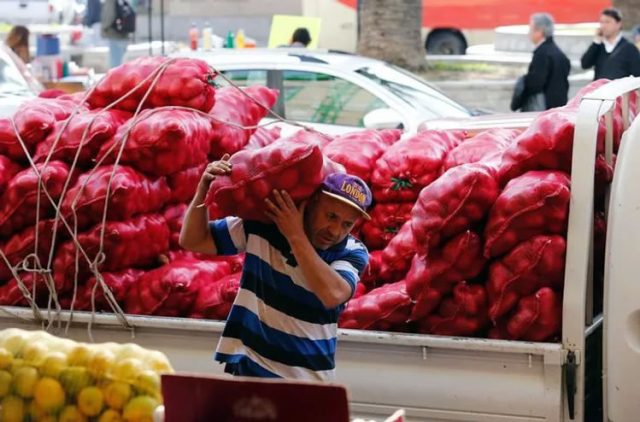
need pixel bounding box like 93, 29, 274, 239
612, 0, 640, 30
357, 0, 426, 71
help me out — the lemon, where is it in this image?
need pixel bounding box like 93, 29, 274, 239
78, 386, 104, 416
0, 395, 25, 422
67, 344, 94, 367
88, 349, 116, 378
113, 358, 145, 383
59, 366, 94, 399
41, 351, 68, 377
122, 395, 159, 422
28, 399, 49, 420
0, 370, 12, 397
103, 381, 132, 410
59, 405, 88, 422
116, 344, 146, 361
0, 347, 13, 369
13, 365, 38, 398
145, 351, 173, 374
22, 341, 48, 365
0, 331, 28, 356
99, 409, 124, 422
34, 377, 66, 412
133, 370, 161, 398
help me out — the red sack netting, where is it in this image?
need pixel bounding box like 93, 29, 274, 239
360, 202, 413, 250
0, 98, 84, 160
205, 140, 325, 222
125, 259, 232, 317
87, 57, 217, 112
286, 129, 333, 149
0, 273, 56, 306
489, 287, 562, 342
411, 163, 499, 257
245, 126, 282, 150
61, 165, 171, 230
379, 221, 416, 283
487, 235, 566, 322
595, 154, 614, 206
417, 281, 488, 336
443, 128, 520, 171
189, 272, 241, 320
406, 231, 486, 321
0, 220, 56, 282
97, 107, 213, 177
163, 203, 188, 250
34, 109, 132, 166
166, 164, 206, 204
360, 250, 383, 289
484, 170, 570, 258
371, 130, 464, 203
338, 280, 412, 331
0, 155, 22, 196
209, 85, 279, 158
0, 161, 71, 238
352, 283, 368, 300
322, 130, 400, 184
162, 250, 245, 273
60, 268, 143, 311
377, 129, 403, 146
53, 214, 170, 288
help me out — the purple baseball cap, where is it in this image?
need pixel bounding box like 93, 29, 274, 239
321, 173, 372, 220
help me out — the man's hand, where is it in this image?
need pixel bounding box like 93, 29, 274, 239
264, 190, 307, 241
198, 153, 232, 193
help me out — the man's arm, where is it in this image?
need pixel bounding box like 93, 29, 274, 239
581, 42, 601, 70
179, 155, 232, 255
524, 50, 550, 94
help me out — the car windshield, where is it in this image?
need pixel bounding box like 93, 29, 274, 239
355, 63, 472, 118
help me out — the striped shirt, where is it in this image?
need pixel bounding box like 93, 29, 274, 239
210, 217, 369, 381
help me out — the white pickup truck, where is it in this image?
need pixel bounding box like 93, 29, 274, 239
1, 78, 639, 422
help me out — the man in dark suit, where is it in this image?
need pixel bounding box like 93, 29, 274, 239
511, 13, 571, 111
581, 8, 640, 80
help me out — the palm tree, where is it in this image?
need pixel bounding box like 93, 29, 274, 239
356, 0, 426, 71
612, 0, 640, 30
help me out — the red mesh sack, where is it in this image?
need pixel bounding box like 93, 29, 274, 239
205, 140, 325, 222
377, 129, 403, 146
492, 287, 562, 342
487, 235, 566, 322
286, 130, 333, 149
53, 214, 170, 288
60, 268, 143, 311
338, 280, 412, 331
352, 283, 367, 300
322, 130, 398, 184
443, 128, 519, 171
418, 281, 488, 336
87, 57, 216, 112
0, 98, 83, 160
162, 250, 245, 273
379, 221, 416, 283
0, 220, 56, 282
0, 273, 55, 306
0, 161, 71, 238
360, 250, 383, 288
595, 154, 613, 206
61, 165, 171, 230
209, 85, 279, 158
97, 108, 213, 177
371, 130, 464, 203
406, 231, 486, 320
163, 203, 188, 250
126, 259, 232, 317
411, 163, 499, 256
34, 109, 131, 166
246, 126, 282, 150
166, 164, 206, 204
360, 203, 413, 250
0, 155, 21, 196
484, 170, 570, 258
190, 272, 241, 320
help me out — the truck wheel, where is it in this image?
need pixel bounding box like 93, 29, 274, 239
426, 32, 466, 55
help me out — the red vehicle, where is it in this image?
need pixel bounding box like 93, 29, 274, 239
339, 0, 611, 53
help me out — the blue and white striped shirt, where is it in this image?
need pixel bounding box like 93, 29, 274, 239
210, 217, 369, 381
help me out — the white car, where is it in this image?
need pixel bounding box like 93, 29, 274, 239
0, 0, 82, 25
0, 44, 42, 117
172, 48, 481, 135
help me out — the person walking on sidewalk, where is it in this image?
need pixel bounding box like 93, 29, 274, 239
581, 8, 640, 80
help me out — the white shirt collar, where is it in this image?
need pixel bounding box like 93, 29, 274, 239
604, 33, 622, 53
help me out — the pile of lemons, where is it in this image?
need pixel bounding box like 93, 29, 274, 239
0, 328, 174, 422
